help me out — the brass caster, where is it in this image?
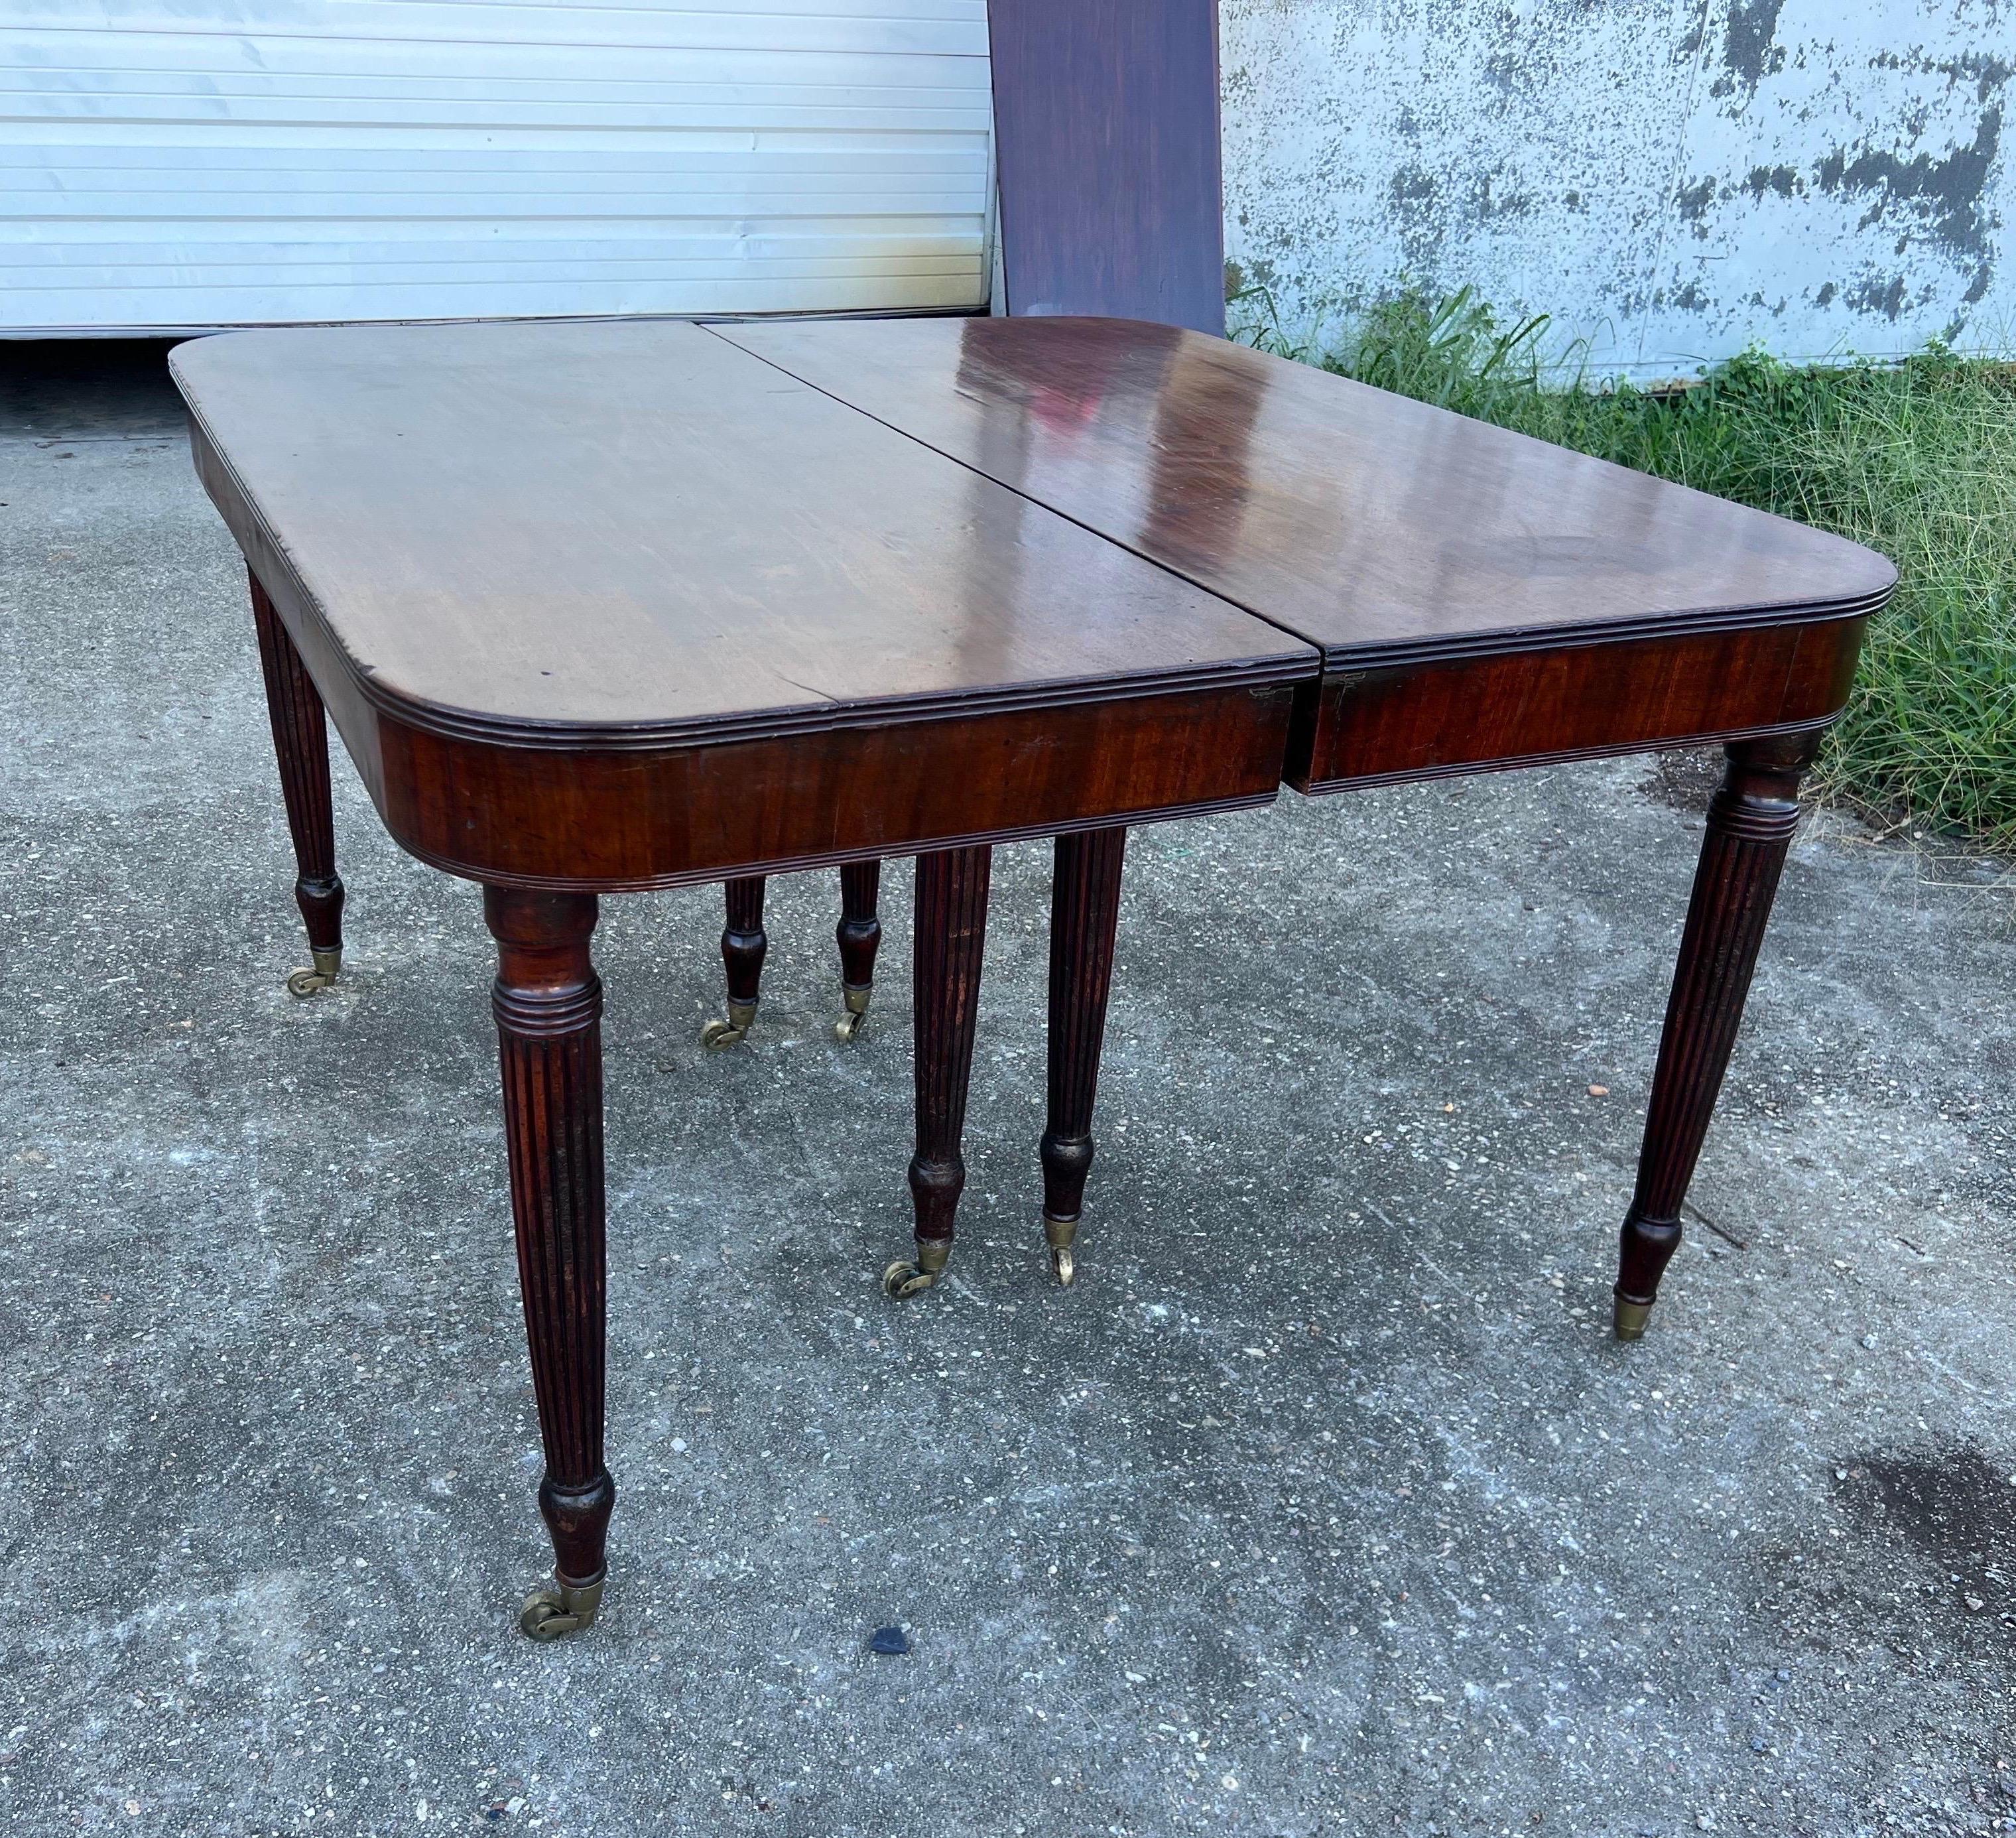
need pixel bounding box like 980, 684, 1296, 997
1613, 1296, 1653, 1341
882, 1239, 950, 1301
834, 985, 871, 1043
882, 1260, 940, 1300
285, 948, 341, 999
1044, 1217, 1078, 1288
518, 1576, 603, 1642
701, 999, 757, 1051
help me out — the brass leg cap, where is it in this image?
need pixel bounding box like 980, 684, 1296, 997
1613, 1297, 1653, 1341
519, 1575, 603, 1642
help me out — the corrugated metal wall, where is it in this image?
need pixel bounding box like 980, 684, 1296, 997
1, 1, 993, 333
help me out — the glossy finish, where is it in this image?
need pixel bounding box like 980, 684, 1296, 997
1289, 617, 1867, 791
1614, 734, 1822, 1339
716, 314, 1892, 1331
719, 316, 1895, 663
185, 311, 1901, 1630
172, 320, 1307, 740
368, 678, 1300, 891
985, 1, 1225, 334
716, 316, 1890, 784
172, 318, 1312, 889
181, 315, 1320, 1619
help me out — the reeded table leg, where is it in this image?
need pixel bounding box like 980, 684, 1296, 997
1040, 826, 1127, 1287
885, 846, 991, 1299
1615, 733, 1822, 1340
702, 876, 767, 1049
248, 569, 345, 998
834, 858, 883, 1041
486, 886, 615, 1639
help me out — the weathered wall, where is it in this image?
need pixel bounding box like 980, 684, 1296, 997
1221, 1, 2012, 375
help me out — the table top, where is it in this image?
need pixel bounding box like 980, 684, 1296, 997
170, 318, 1314, 748
717, 316, 1897, 669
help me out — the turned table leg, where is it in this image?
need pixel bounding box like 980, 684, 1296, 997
248, 569, 345, 998
1040, 826, 1127, 1287
702, 875, 767, 1049
1614, 733, 1822, 1340
485, 886, 615, 1638
884, 845, 991, 1299
833, 858, 883, 1041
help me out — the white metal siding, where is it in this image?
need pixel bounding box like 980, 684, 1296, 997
1, 1, 993, 332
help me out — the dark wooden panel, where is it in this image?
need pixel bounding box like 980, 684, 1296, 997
1286, 617, 1866, 791
174, 317, 1309, 748
716, 316, 1897, 669
985, 0, 1226, 334
373, 681, 1299, 889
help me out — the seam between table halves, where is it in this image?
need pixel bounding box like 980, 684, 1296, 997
696, 318, 1351, 663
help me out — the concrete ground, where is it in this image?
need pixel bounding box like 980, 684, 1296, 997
1, 344, 2013, 1838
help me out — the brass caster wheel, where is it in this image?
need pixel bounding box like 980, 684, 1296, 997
882, 1260, 940, 1301
882, 1239, 949, 1300
701, 1000, 757, 1051
1043, 1217, 1078, 1289
518, 1577, 603, 1642
285, 949, 341, 999
834, 986, 871, 1043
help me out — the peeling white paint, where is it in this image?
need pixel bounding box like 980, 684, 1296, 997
1222, 0, 2013, 375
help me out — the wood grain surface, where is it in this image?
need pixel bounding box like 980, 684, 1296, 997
714, 315, 1896, 666
172, 318, 1313, 748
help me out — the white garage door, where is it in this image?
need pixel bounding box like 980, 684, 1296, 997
1, 1, 993, 333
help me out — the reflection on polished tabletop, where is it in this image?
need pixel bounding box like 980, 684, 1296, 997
171, 319, 1313, 889
171, 318, 1310, 741
721, 316, 1894, 789
718, 314, 1894, 663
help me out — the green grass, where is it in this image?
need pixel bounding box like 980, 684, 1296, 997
1232, 287, 2016, 849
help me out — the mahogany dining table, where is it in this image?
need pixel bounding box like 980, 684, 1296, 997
170, 314, 1893, 1640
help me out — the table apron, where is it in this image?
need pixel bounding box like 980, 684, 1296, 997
1287, 614, 1867, 792
363, 681, 1298, 890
